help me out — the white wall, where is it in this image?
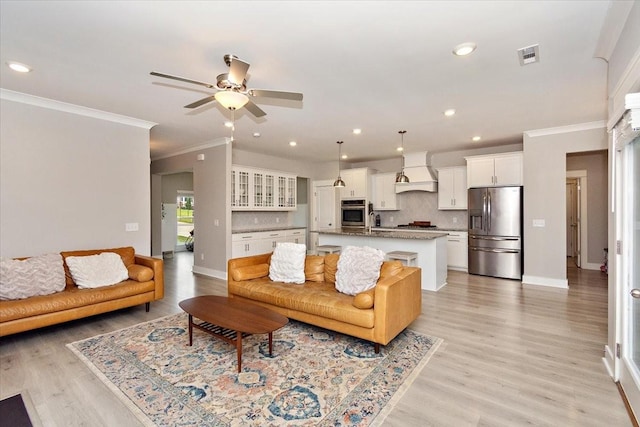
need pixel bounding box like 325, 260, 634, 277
523, 124, 607, 287
0, 95, 153, 257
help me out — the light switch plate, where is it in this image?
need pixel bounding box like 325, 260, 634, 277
125, 222, 139, 232
532, 219, 545, 227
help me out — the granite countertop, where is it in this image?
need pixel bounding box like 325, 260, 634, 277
232, 226, 307, 234
318, 228, 448, 240
371, 227, 468, 233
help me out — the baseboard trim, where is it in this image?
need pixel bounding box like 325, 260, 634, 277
581, 262, 603, 271
522, 275, 569, 289
616, 381, 640, 427
192, 265, 226, 280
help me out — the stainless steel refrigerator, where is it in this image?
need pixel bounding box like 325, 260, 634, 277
468, 186, 523, 280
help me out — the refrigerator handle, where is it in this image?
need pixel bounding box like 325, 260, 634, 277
487, 192, 491, 232
482, 193, 487, 231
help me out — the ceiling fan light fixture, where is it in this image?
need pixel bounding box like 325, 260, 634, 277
214, 91, 249, 110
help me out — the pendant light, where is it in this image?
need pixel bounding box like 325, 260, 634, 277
333, 141, 345, 188
396, 130, 410, 183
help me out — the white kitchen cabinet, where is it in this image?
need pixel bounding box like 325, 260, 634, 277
232, 228, 307, 258
371, 173, 400, 210
232, 165, 296, 211
285, 228, 307, 246
339, 168, 372, 199
446, 231, 468, 271
465, 152, 523, 188
437, 167, 467, 210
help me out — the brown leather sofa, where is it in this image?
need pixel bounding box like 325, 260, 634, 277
227, 252, 422, 352
0, 247, 164, 337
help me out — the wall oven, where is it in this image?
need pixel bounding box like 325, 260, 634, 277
341, 199, 366, 228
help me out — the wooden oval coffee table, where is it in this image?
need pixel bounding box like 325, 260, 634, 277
178, 296, 288, 373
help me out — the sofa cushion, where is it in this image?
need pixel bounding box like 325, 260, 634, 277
335, 246, 385, 296
0, 253, 66, 300
232, 263, 270, 281
323, 254, 339, 284
304, 256, 325, 282
379, 260, 404, 280
61, 247, 135, 288
352, 288, 375, 309
0, 279, 156, 323
127, 264, 155, 282
228, 279, 374, 328
65, 252, 129, 289
269, 242, 306, 284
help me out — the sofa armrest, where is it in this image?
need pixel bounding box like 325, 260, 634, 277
227, 253, 272, 284
372, 267, 422, 345
135, 255, 164, 300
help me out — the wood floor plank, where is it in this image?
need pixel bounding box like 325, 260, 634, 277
0, 253, 631, 426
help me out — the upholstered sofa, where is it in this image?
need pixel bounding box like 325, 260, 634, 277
0, 246, 164, 337
227, 252, 422, 352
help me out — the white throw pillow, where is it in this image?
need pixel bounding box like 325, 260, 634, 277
335, 246, 385, 296
65, 252, 129, 289
0, 253, 66, 300
269, 242, 306, 284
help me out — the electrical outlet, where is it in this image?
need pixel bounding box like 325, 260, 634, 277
125, 222, 139, 232
390, 216, 394, 223
452, 217, 458, 224
254, 217, 258, 224
200, 253, 204, 260
276, 218, 280, 223
214, 219, 219, 226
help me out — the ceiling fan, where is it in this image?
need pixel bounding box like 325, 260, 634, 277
150, 54, 303, 117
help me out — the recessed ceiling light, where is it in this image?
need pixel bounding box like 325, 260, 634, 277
352, 128, 362, 135
224, 121, 233, 128
472, 136, 481, 142
253, 132, 260, 137
341, 154, 348, 159
453, 43, 477, 56
444, 109, 456, 117
289, 141, 297, 147
7, 61, 31, 73
396, 147, 404, 152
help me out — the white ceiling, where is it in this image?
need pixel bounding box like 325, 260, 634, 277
0, 1, 614, 163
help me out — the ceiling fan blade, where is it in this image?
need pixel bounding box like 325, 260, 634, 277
184, 95, 217, 109
228, 58, 250, 86
150, 71, 215, 88
249, 89, 303, 101
244, 100, 267, 117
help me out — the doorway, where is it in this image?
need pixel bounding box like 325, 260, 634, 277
566, 177, 581, 267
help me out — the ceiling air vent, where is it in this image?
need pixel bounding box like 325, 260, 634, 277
518, 44, 540, 66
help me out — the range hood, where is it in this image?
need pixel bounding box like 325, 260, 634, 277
396, 151, 438, 193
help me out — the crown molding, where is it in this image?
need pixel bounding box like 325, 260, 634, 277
524, 121, 606, 138
151, 137, 230, 161
0, 88, 157, 130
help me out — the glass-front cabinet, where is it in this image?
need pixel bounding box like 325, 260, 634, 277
232, 165, 297, 211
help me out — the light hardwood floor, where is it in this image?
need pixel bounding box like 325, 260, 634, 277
0, 253, 631, 426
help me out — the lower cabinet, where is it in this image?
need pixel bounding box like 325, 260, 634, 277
447, 231, 468, 271
232, 228, 306, 258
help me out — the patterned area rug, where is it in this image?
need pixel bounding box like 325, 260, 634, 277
67, 313, 441, 426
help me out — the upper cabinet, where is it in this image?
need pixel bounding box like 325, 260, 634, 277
437, 167, 467, 210
339, 168, 372, 199
371, 172, 400, 210
465, 152, 523, 188
232, 166, 296, 211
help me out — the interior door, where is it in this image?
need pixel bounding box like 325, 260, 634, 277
566, 179, 581, 266
620, 135, 640, 417
315, 185, 337, 229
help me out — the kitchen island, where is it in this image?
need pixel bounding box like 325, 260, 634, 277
318, 228, 448, 291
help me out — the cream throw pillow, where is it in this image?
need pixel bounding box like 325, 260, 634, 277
0, 253, 66, 300
269, 242, 306, 284
335, 246, 385, 295
66, 252, 129, 289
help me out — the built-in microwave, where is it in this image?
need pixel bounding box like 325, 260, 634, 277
341, 199, 366, 227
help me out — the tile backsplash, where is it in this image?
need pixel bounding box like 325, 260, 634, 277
232, 211, 291, 230
375, 192, 467, 229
